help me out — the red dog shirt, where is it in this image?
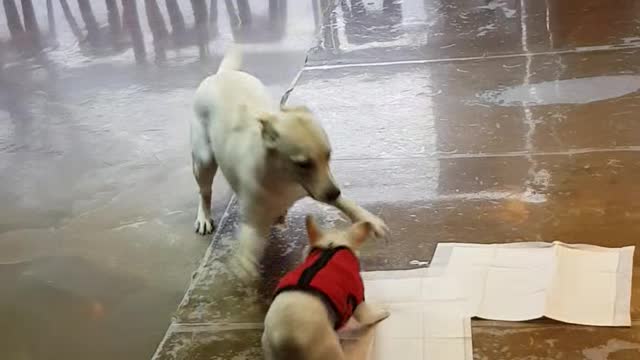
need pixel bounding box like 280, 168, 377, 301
274, 246, 365, 330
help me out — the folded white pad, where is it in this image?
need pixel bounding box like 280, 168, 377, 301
346, 241, 634, 360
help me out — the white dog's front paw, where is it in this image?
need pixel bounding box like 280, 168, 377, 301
362, 213, 389, 239
194, 216, 215, 235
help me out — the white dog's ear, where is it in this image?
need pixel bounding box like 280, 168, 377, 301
305, 215, 323, 246
349, 221, 373, 248
258, 113, 279, 149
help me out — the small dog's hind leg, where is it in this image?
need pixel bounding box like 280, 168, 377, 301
261, 332, 274, 360
192, 154, 218, 235
310, 334, 346, 360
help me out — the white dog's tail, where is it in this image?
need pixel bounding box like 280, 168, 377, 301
217, 46, 242, 73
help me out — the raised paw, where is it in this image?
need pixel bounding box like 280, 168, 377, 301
194, 217, 215, 235
362, 213, 389, 239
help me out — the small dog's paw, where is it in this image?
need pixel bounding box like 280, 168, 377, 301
194, 217, 215, 235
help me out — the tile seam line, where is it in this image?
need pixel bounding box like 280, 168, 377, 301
301, 44, 640, 70
329, 146, 640, 162
473, 318, 640, 327
169, 322, 265, 333
161, 318, 640, 334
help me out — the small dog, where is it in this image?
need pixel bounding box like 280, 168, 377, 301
190, 48, 388, 277
262, 216, 389, 360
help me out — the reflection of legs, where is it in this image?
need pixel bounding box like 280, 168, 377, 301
22, 0, 42, 47
319, 0, 338, 50
59, 0, 83, 41
190, 0, 209, 58
209, 0, 219, 36
122, 0, 147, 63
77, 0, 100, 45
4, 0, 24, 41
165, 0, 186, 37
280, 0, 287, 24
311, 0, 320, 31
193, 154, 217, 235
145, 0, 169, 61
105, 0, 123, 45
237, 0, 252, 25
224, 0, 240, 28
267, 0, 286, 33
46, 0, 57, 39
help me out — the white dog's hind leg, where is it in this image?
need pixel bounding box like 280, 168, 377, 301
230, 215, 272, 279
232, 223, 261, 278
231, 201, 283, 278
192, 155, 217, 235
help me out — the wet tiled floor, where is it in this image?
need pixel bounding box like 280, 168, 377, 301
153, 0, 640, 359
1, 1, 313, 359
3, 0, 640, 359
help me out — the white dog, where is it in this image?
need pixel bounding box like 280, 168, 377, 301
190, 48, 388, 277
262, 216, 389, 360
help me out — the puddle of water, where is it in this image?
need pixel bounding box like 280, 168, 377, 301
481, 75, 640, 106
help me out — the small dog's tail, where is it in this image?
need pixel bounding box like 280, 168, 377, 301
217, 45, 242, 73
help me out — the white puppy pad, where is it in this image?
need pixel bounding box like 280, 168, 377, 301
429, 242, 634, 326
353, 241, 633, 360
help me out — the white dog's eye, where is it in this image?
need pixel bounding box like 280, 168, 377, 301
295, 159, 313, 169
291, 155, 313, 169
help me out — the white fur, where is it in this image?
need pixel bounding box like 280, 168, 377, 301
190, 48, 389, 278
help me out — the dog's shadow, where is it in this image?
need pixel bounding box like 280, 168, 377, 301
258, 224, 308, 301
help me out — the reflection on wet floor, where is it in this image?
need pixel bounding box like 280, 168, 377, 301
156, 0, 640, 359
3, 0, 640, 359
1, 1, 314, 360
1, 0, 299, 63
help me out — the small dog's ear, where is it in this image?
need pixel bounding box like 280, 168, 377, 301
349, 221, 373, 248
305, 215, 322, 246
258, 113, 279, 149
